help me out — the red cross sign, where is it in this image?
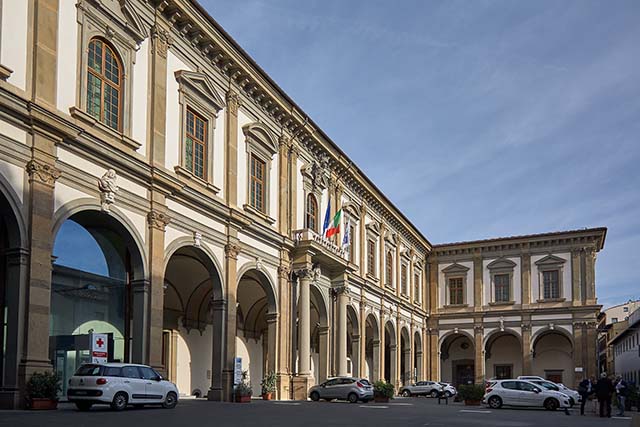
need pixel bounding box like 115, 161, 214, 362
91, 333, 108, 364
96, 338, 104, 348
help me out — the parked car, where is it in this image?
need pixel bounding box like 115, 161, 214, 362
67, 363, 179, 411
308, 377, 373, 403
483, 379, 571, 411
399, 381, 442, 397
516, 376, 580, 406
438, 382, 457, 397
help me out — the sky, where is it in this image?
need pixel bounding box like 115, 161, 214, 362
196, 0, 640, 308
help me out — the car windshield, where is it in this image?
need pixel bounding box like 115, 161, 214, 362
74, 364, 103, 376
359, 379, 371, 386
538, 382, 557, 390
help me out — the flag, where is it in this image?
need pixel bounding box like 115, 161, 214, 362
342, 222, 350, 247
325, 209, 342, 238
322, 199, 331, 236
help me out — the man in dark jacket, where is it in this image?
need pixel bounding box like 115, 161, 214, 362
578, 376, 594, 415
595, 373, 615, 418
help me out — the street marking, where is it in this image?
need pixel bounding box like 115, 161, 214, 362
459, 409, 491, 414
390, 403, 414, 406
612, 417, 631, 420
360, 405, 388, 409
273, 402, 301, 405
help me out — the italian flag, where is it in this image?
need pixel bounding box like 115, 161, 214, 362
325, 209, 342, 238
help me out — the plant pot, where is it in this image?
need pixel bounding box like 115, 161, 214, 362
374, 396, 390, 403
29, 398, 58, 410
464, 399, 481, 406
235, 395, 251, 403
262, 393, 273, 400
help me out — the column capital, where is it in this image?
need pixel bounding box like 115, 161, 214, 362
277, 265, 291, 279
6, 247, 29, 265
226, 90, 241, 115
26, 160, 61, 187
150, 24, 173, 58
224, 242, 241, 260
147, 210, 171, 231
131, 279, 150, 293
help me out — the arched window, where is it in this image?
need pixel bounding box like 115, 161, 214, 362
306, 194, 318, 232
385, 250, 393, 287
86, 38, 123, 131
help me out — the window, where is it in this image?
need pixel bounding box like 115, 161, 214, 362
139, 366, 160, 380
494, 274, 510, 302
86, 38, 123, 131
401, 264, 408, 295
612, 317, 618, 323
542, 270, 560, 299
414, 274, 421, 302
185, 108, 208, 179
517, 381, 538, 392
122, 366, 141, 379
385, 250, 393, 287
494, 365, 512, 379
306, 194, 318, 232
367, 239, 376, 276
349, 224, 356, 264
623, 306, 629, 312
448, 277, 464, 305
501, 381, 518, 390
249, 154, 266, 213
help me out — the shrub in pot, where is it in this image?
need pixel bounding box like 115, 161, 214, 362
458, 384, 485, 406
234, 370, 253, 403
260, 371, 277, 400
26, 371, 61, 410
373, 380, 395, 402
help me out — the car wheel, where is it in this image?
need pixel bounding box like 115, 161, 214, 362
445, 391, 452, 398
310, 391, 320, 402
75, 402, 92, 411
347, 393, 358, 404
110, 392, 128, 411
402, 390, 411, 397
544, 398, 559, 411
430, 390, 438, 398
163, 392, 178, 409
488, 396, 502, 409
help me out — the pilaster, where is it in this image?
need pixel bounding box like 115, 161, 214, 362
225, 90, 240, 207
30, 0, 59, 105
521, 322, 532, 375
276, 262, 291, 399
474, 324, 484, 384
148, 23, 171, 165
278, 136, 290, 234
147, 208, 170, 372
473, 254, 482, 310
521, 253, 531, 306
219, 240, 240, 401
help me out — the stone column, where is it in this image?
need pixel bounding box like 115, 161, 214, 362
409, 325, 415, 383
351, 334, 360, 377
429, 329, 439, 380
521, 323, 532, 375
19, 159, 60, 395
584, 248, 597, 305
474, 325, 485, 384
266, 312, 278, 374
208, 298, 226, 400
571, 249, 582, 305
297, 269, 312, 376
276, 264, 291, 398
148, 23, 171, 164
131, 278, 150, 363
359, 301, 367, 379
219, 241, 240, 401
335, 286, 349, 377
278, 136, 290, 235
521, 253, 531, 306
146, 210, 170, 371
225, 91, 240, 207
473, 254, 482, 310
379, 310, 385, 381
318, 326, 329, 383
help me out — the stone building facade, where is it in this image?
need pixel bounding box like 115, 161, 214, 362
0, 0, 605, 408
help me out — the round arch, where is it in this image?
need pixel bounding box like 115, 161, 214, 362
0, 172, 26, 248
438, 330, 475, 348
483, 328, 522, 348
530, 326, 574, 352
439, 331, 475, 387
237, 262, 278, 313
484, 330, 523, 380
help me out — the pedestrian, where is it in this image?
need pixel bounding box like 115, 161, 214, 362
595, 372, 614, 418
578, 376, 594, 415
614, 376, 628, 417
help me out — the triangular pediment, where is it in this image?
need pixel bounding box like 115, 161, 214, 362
175, 70, 225, 112
535, 254, 566, 266
442, 262, 469, 274
366, 222, 381, 236
89, 0, 148, 42
487, 257, 517, 270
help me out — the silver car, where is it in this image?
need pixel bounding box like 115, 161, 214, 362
399, 380, 442, 397
308, 377, 373, 403
483, 379, 571, 410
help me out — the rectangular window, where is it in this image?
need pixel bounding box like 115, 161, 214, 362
349, 224, 356, 264
401, 264, 408, 295
185, 108, 208, 179
494, 365, 512, 380
414, 274, 421, 302
367, 239, 375, 276
542, 270, 560, 299
494, 274, 510, 302
249, 154, 266, 213
448, 277, 464, 305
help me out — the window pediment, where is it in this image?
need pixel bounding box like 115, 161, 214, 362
175, 70, 225, 113
301, 160, 328, 191
535, 254, 566, 267
342, 201, 361, 219
442, 262, 470, 275
366, 222, 381, 236
85, 0, 148, 43
487, 257, 517, 270
243, 122, 278, 157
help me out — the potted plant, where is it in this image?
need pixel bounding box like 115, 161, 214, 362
373, 380, 395, 403
234, 370, 252, 403
458, 384, 485, 406
260, 371, 277, 400
25, 371, 61, 410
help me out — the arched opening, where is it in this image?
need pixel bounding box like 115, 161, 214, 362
0, 187, 24, 400
346, 305, 359, 377
50, 209, 145, 395
400, 327, 411, 386
532, 330, 574, 385
236, 268, 277, 395
485, 332, 522, 380
308, 284, 328, 385
440, 333, 475, 387
414, 331, 423, 381
162, 246, 223, 398
305, 193, 318, 233
364, 313, 379, 381
384, 321, 397, 384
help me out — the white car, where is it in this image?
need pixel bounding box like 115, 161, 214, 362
483, 379, 571, 411
438, 382, 457, 397
516, 376, 580, 406
67, 363, 179, 411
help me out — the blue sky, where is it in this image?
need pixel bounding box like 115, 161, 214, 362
200, 0, 640, 307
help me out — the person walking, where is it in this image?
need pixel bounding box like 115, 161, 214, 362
614, 376, 628, 417
595, 372, 614, 418
578, 376, 594, 415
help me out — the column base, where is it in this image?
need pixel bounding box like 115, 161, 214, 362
276, 373, 291, 400
207, 387, 223, 401
291, 375, 314, 400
